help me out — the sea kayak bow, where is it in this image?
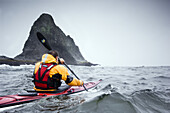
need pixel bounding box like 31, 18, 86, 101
0, 79, 102, 108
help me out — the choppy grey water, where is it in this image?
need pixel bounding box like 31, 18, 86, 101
0, 65, 170, 113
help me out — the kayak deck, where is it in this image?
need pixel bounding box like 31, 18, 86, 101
0, 95, 44, 108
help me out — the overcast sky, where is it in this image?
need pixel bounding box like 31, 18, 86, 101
0, 0, 170, 66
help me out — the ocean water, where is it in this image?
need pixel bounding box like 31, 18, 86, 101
0, 64, 170, 113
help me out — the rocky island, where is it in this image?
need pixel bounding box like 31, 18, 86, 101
0, 13, 95, 66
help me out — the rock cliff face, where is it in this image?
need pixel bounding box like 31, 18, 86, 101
14, 13, 91, 65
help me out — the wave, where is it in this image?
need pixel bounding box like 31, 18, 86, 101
130, 89, 170, 113
0, 64, 34, 70
154, 76, 170, 79
61, 89, 170, 113
62, 92, 138, 113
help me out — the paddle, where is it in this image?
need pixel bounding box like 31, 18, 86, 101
36, 32, 88, 91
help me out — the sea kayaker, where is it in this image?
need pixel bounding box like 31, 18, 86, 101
33, 50, 84, 91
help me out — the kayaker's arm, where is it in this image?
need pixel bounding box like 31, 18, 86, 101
65, 75, 84, 86
54, 65, 84, 86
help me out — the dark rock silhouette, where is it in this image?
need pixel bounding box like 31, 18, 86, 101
0, 13, 95, 66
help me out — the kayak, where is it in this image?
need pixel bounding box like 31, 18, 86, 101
0, 79, 102, 108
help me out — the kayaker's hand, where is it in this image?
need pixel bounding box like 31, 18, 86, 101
80, 80, 84, 86
58, 58, 65, 64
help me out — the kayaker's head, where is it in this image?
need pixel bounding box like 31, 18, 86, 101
48, 50, 65, 64
48, 50, 59, 60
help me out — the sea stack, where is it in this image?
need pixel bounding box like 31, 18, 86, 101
14, 13, 93, 66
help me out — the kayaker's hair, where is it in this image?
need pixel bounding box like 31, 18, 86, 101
48, 50, 59, 58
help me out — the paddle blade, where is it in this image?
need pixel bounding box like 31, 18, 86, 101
37, 32, 52, 50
